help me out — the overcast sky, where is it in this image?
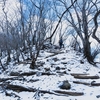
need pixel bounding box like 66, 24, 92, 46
0, 0, 21, 22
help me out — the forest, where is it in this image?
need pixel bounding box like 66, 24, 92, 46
0, 0, 100, 100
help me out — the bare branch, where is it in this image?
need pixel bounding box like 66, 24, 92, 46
45, 0, 77, 41
92, 10, 100, 43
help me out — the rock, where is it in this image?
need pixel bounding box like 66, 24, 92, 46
56, 67, 60, 70
61, 68, 66, 70
36, 61, 45, 66
68, 69, 71, 71
62, 58, 66, 60
59, 80, 71, 90
61, 62, 67, 64
45, 67, 50, 72
96, 95, 100, 98
98, 71, 100, 74
47, 59, 49, 62
52, 57, 59, 62
80, 60, 84, 64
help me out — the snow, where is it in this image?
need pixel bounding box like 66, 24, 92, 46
0, 47, 100, 100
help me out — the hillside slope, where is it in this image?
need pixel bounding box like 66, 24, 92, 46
0, 47, 100, 100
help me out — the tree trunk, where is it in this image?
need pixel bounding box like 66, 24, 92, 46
30, 50, 39, 69
30, 57, 36, 69
83, 39, 95, 65
6, 50, 11, 64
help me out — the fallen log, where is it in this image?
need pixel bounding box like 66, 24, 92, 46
70, 73, 99, 79
40, 90, 84, 96
73, 81, 100, 86
0, 76, 24, 82
10, 71, 56, 76
42, 72, 56, 76
5, 84, 84, 96
73, 81, 90, 86
6, 84, 36, 92
0, 76, 39, 83
73, 75, 99, 79
54, 90, 84, 96
70, 73, 89, 76
91, 82, 100, 86
10, 71, 36, 76
45, 52, 64, 58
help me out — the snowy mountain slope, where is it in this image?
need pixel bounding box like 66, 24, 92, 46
0, 47, 100, 100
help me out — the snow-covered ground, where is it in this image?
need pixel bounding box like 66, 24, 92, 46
0, 47, 100, 100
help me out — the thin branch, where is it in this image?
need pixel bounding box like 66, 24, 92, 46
30, 0, 40, 9
92, 10, 100, 43
44, 0, 77, 41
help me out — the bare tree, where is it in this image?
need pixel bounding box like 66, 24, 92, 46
2, 0, 12, 64
30, 0, 77, 69
0, 0, 23, 67
0, 0, 77, 70
57, 0, 100, 64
